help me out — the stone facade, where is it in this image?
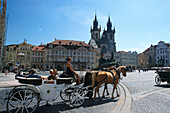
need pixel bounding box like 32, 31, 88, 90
31, 46, 45, 70
5, 44, 17, 69
155, 41, 170, 67
119, 51, 138, 69
44, 39, 97, 70
89, 14, 120, 64
5, 41, 34, 69
0, 0, 7, 69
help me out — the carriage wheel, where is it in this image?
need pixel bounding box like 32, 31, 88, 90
60, 88, 73, 102
7, 88, 39, 113
155, 75, 161, 85
69, 88, 85, 107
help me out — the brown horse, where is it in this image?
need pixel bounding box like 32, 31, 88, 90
93, 66, 127, 99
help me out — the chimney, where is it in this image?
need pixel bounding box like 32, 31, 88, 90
41, 42, 42, 45
55, 38, 56, 41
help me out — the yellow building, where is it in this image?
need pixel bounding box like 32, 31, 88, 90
5, 41, 34, 69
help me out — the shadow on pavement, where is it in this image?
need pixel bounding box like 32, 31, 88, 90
154, 84, 170, 88
0, 97, 118, 113
35, 97, 119, 113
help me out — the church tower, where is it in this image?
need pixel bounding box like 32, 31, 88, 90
0, 0, 7, 69
105, 16, 116, 52
90, 14, 101, 46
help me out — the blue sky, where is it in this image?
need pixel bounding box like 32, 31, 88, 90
6, 0, 170, 53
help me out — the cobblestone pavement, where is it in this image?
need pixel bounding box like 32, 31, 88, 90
0, 72, 123, 113
121, 70, 170, 113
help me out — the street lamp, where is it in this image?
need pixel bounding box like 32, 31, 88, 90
18, 53, 25, 68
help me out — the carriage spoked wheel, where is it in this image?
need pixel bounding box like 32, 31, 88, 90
7, 88, 39, 113
60, 88, 73, 103
69, 88, 85, 107
155, 75, 161, 85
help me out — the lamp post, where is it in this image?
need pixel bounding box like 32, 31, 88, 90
18, 53, 25, 69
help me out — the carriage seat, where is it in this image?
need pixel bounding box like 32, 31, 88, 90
56, 78, 74, 84
15, 75, 42, 85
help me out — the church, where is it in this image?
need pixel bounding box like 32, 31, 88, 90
89, 14, 120, 63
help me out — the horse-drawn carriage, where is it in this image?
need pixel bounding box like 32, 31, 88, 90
4, 66, 127, 113
154, 67, 170, 85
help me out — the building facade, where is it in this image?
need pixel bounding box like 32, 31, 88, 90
119, 51, 138, 69
44, 39, 97, 70
31, 46, 45, 70
15, 41, 34, 68
0, 0, 7, 69
5, 44, 17, 70
155, 41, 170, 67
138, 53, 148, 69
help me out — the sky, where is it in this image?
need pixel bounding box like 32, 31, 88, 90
5, 0, 170, 53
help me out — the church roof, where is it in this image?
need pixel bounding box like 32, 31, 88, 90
88, 39, 98, 48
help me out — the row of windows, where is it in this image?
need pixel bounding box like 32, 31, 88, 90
122, 58, 136, 60
157, 56, 168, 59
122, 55, 137, 57
32, 59, 43, 62
32, 52, 44, 56
157, 60, 168, 63
19, 47, 30, 50
157, 50, 167, 54
47, 51, 94, 56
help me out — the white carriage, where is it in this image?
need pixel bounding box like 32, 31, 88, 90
6, 76, 88, 113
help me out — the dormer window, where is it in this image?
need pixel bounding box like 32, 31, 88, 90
49, 44, 53, 48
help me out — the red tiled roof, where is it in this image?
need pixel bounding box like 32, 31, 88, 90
48, 40, 90, 47
166, 43, 170, 47
32, 46, 45, 51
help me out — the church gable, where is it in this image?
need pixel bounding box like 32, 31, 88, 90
53, 45, 66, 50
76, 46, 88, 51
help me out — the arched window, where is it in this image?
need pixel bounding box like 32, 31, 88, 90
101, 45, 107, 55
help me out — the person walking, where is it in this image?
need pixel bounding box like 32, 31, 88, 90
5, 69, 8, 76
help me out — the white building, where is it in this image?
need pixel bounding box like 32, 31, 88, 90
155, 41, 170, 67
119, 51, 138, 69
44, 39, 97, 70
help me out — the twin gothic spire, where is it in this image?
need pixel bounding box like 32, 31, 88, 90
91, 13, 114, 32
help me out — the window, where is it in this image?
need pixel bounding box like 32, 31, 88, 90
49, 44, 53, 48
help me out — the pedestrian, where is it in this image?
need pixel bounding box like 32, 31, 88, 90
5, 69, 8, 76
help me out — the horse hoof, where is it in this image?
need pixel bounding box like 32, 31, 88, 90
117, 94, 120, 97
112, 97, 114, 99
102, 96, 105, 98
107, 93, 109, 96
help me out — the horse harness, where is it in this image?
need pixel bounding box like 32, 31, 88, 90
95, 68, 120, 85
